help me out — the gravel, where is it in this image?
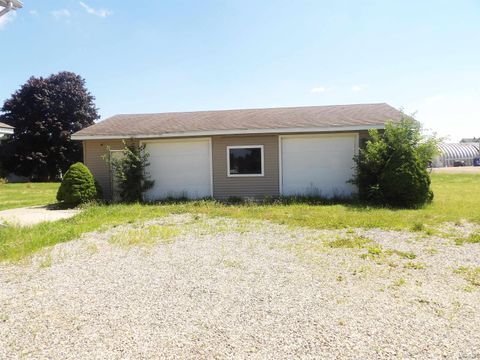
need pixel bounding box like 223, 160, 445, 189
1, 215, 479, 359
0, 206, 81, 226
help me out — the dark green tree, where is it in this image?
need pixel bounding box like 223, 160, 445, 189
0, 72, 99, 180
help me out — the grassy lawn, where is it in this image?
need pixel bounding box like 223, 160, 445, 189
0, 173, 479, 261
0, 183, 60, 211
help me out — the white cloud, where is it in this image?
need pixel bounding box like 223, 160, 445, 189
29, 10, 39, 16
407, 93, 480, 142
351, 85, 363, 92
79, 2, 112, 18
51, 9, 71, 19
311, 86, 328, 93
0, 10, 16, 30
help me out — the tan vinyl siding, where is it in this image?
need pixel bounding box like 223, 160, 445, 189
82, 130, 366, 200
212, 135, 279, 199
83, 139, 138, 199
358, 129, 370, 141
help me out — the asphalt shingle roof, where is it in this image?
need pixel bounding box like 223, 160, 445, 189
73, 103, 403, 138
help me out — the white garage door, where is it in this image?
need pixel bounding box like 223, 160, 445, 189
144, 138, 212, 200
281, 134, 358, 197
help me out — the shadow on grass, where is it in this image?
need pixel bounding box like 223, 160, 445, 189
45, 202, 75, 210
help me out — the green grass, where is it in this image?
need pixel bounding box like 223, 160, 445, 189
367, 246, 382, 256
0, 183, 60, 211
0, 204, 174, 261
0, 173, 479, 261
455, 233, 480, 246
214, 173, 480, 230
326, 235, 371, 248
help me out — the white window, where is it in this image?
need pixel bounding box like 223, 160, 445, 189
227, 145, 264, 177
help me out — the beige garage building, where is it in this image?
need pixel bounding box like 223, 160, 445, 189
72, 103, 403, 200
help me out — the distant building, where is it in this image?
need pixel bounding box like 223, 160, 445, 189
433, 142, 480, 167
460, 137, 480, 143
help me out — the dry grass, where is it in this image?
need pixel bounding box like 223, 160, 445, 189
109, 225, 180, 246
454, 266, 480, 287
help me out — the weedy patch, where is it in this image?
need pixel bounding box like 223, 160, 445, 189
359, 246, 399, 268
404, 261, 427, 270
411, 222, 425, 232
326, 235, 371, 249
222, 259, 243, 269
359, 246, 383, 259
367, 246, 382, 256
454, 266, 480, 287
86, 242, 99, 255
352, 265, 372, 276
360, 246, 420, 268
424, 228, 436, 236
38, 253, 53, 268
392, 278, 407, 287
385, 249, 417, 259
109, 225, 180, 246
454, 233, 480, 246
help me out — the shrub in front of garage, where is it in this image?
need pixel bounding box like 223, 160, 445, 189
352, 117, 438, 208
110, 142, 154, 203
57, 162, 100, 206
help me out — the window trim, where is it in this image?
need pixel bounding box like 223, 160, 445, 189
227, 145, 265, 177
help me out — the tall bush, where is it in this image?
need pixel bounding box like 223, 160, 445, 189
57, 162, 99, 205
110, 142, 154, 203
352, 117, 438, 208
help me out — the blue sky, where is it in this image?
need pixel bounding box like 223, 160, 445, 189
1, 0, 479, 141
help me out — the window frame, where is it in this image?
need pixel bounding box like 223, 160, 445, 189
226, 145, 265, 177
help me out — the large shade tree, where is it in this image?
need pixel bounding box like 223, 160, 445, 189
0, 72, 99, 180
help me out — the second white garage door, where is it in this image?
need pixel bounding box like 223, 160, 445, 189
144, 138, 212, 200
281, 134, 358, 197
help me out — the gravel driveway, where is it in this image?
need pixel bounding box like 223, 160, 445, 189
0, 205, 81, 226
1, 215, 479, 359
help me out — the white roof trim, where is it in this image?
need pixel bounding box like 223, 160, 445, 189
72, 124, 385, 141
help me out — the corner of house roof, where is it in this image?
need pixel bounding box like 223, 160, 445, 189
0, 122, 14, 129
